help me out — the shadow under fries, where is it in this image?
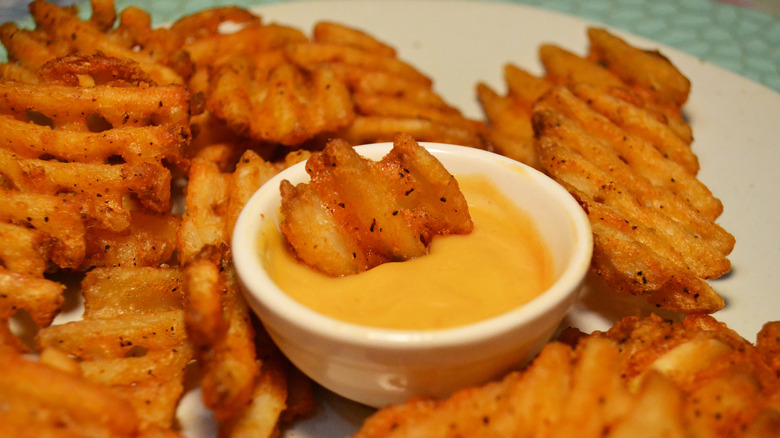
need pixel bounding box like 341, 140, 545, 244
559, 271, 683, 335
291, 383, 376, 435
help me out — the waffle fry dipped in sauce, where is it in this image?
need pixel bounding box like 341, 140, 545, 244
268, 134, 556, 330
279, 134, 474, 277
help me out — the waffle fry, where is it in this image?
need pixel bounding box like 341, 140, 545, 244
0, 62, 187, 272
279, 134, 473, 276
178, 144, 314, 434
0, 267, 64, 332
478, 27, 696, 169
0, 346, 141, 437
26, 0, 184, 84
298, 22, 486, 148
533, 85, 733, 313
32, 267, 192, 432
477, 28, 732, 314
207, 54, 355, 146
354, 315, 780, 438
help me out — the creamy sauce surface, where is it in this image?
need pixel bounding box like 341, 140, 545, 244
260, 174, 554, 330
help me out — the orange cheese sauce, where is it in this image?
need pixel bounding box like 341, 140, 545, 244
260, 174, 554, 330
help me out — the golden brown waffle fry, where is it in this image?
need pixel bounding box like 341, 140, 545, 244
0, 267, 64, 328
478, 27, 696, 169
178, 143, 314, 434
279, 134, 473, 276
534, 85, 733, 313
354, 315, 780, 438
293, 22, 486, 148
0, 75, 187, 271
33, 267, 193, 432
477, 27, 730, 314
207, 55, 355, 146
0, 345, 141, 437
25, 0, 183, 84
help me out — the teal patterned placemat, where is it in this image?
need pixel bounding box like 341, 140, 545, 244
3, 0, 778, 92
499, 0, 780, 92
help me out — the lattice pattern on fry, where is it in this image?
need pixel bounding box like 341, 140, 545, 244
0, 48, 190, 278
178, 144, 314, 435
354, 315, 780, 438
533, 84, 733, 313
299, 22, 487, 148
0, 2, 192, 357
476, 27, 731, 314
280, 134, 473, 276
33, 267, 193, 433
478, 27, 696, 170
170, 13, 486, 149
0, 0, 184, 85
0, 345, 145, 437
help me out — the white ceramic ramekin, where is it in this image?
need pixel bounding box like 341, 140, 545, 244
232, 142, 592, 408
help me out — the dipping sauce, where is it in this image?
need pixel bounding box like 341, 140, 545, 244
259, 174, 554, 330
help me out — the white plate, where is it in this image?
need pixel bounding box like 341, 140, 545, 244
174, 1, 780, 436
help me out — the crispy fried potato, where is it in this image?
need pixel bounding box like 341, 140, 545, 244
0, 222, 52, 276
313, 21, 396, 57
569, 79, 698, 174
286, 42, 431, 86
0, 61, 38, 83
81, 266, 184, 318
38, 309, 186, 359
0, 114, 185, 166
89, 0, 117, 31
756, 321, 780, 376
479, 27, 695, 172
0, 81, 189, 132
28, 0, 183, 85
169, 6, 261, 41
533, 85, 732, 313
183, 22, 307, 68
0, 347, 140, 438
177, 154, 231, 265
219, 352, 288, 438
82, 209, 179, 269
191, 258, 259, 421
0, 267, 64, 327
476, 78, 538, 167
177, 140, 314, 432
280, 134, 472, 276
35, 266, 192, 431
354, 315, 780, 438
37, 53, 155, 87
339, 115, 485, 149
0, 22, 61, 71
0, 189, 85, 269
478, 29, 729, 314
207, 55, 354, 146
545, 30, 692, 143
535, 86, 724, 236
587, 28, 691, 108
0, 52, 187, 273
285, 23, 486, 149
224, 149, 305, 239
0, 148, 171, 231
79, 345, 193, 428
